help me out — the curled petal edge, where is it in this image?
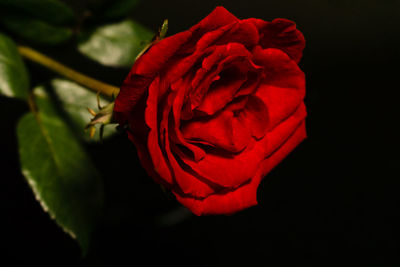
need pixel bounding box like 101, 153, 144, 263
174, 120, 307, 215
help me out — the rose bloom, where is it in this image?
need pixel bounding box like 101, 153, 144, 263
114, 7, 306, 215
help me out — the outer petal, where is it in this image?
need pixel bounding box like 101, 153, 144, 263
212, 20, 260, 49
243, 18, 267, 30
114, 75, 153, 125
123, 96, 169, 187
253, 47, 305, 131
175, 120, 307, 215
259, 18, 305, 63
114, 31, 193, 124
190, 6, 238, 35
126, 131, 168, 187
133, 31, 192, 76
144, 77, 174, 184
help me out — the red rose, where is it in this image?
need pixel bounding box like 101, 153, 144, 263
114, 7, 307, 215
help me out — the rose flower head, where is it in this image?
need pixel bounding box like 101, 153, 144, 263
114, 7, 307, 215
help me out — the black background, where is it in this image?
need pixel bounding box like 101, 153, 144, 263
1, 0, 399, 266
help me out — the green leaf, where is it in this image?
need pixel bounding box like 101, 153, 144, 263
94, 0, 140, 19
0, 0, 74, 25
17, 86, 104, 252
0, 32, 29, 99
0, 15, 72, 45
48, 79, 118, 142
78, 19, 153, 67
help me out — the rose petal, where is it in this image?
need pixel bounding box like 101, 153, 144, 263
126, 131, 168, 187
233, 71, 263, 99
196, 66, 247, 115
213, 20, 260, 48
169, 18, 259, 83
195, 58, 262, 117
253, 47, 305, 130
201, 43, 252, 71
174, 120, 307, 215
238, 95, 269, 140
259, 18, 305, 63
121, 96, 170, 187
114, 30, 193, 125
148, 77, 216, 198
182, 107, 252, 153
166, 128, 217, 198
170, 78, 206, 162
144, 77, 174, 184
194, 19, 260, 51
180, 102, 306, 189
253, 47, 304, 89
243, 18, 267, 30
196, 23, 236, 50
263, 103, 306, 157
190, 6, 238, 36
133, 31, 192, 76
114, 75, 154, 125
189, 43, 254, 110
165, 133, 217, 199
157, 81, 217, 198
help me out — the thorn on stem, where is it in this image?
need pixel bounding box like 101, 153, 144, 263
87, 107, 96, 116
96, 91, 103, 109
89, 126, 96, 138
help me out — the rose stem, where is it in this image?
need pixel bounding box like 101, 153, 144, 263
17, 46, 120, 98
